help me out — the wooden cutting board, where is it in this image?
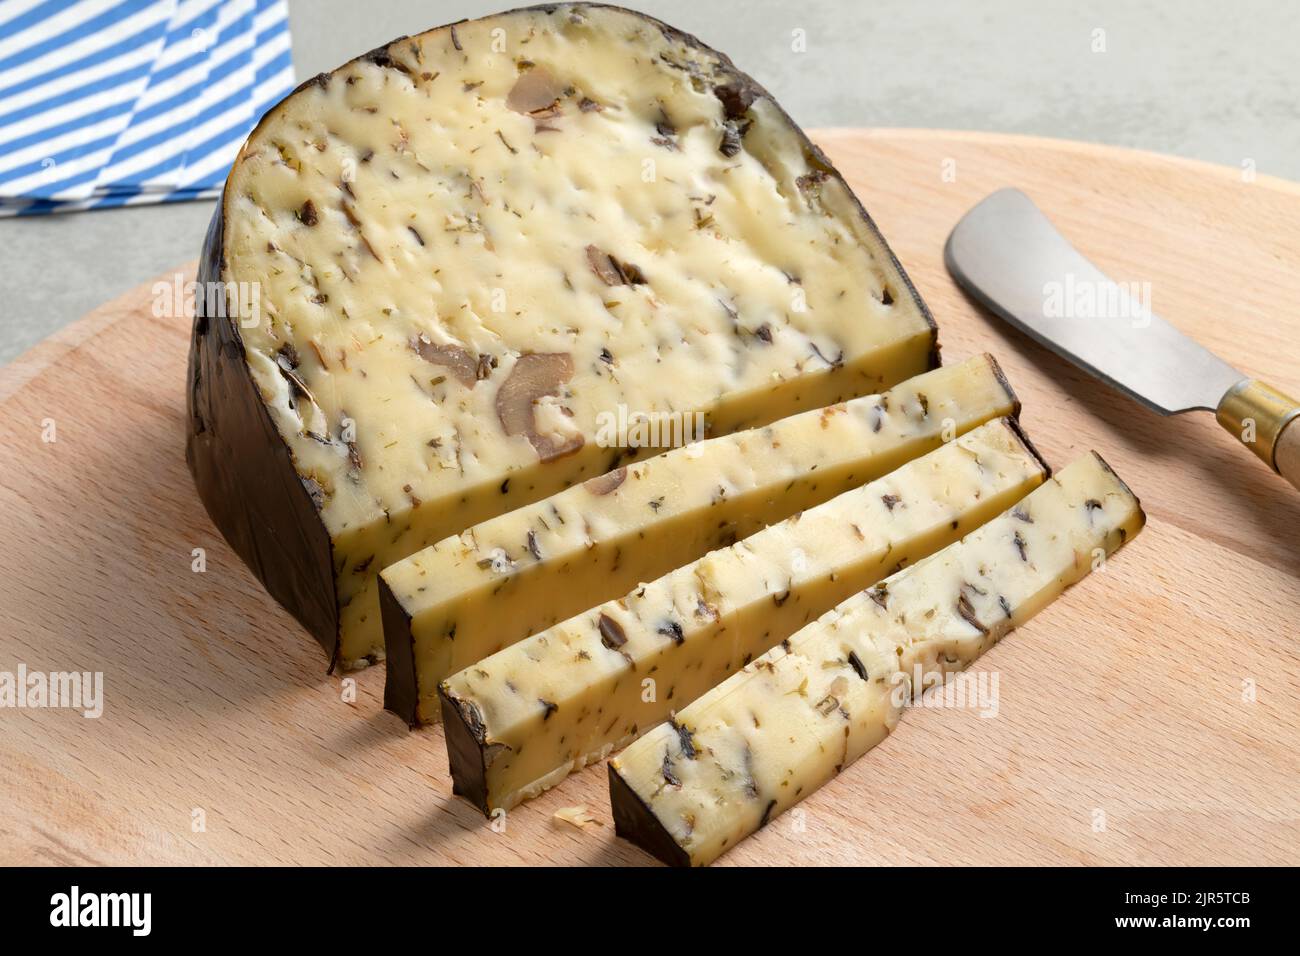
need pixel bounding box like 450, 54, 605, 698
2, 130, 1297, 867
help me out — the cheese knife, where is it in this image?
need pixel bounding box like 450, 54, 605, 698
945, 188, 1300, 491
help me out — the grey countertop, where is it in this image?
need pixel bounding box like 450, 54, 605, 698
2, 0, 1296, 364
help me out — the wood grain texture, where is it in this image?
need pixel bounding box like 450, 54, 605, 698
1275, 419, 1300, 492
1, 130, 1297, 866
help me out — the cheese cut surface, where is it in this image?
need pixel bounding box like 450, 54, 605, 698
186, 2, 937, 668
439, 418, 1047, 814
381, 355, 1017, 725
608, 453, 1146, 866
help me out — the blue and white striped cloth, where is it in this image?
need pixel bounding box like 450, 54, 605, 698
0, 0, 293, 215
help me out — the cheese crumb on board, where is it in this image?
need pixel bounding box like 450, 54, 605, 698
608, 452, 1145, 866
552, 806, 601, 830
439, 418, 1048, 814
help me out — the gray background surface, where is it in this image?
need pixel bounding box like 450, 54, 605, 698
2, 0, 1297, 364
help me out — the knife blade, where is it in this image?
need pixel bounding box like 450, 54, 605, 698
945, 188, 1300, 490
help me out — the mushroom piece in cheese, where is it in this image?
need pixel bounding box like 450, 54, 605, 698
608, 452, 1145, 866
381, 355, 1019, 725
186, 3, 938, 668
439, 417, 1048, 814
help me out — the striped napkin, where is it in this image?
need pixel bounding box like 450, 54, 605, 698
0, 0, 293, 216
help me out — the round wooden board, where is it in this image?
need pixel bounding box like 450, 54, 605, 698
2, 130, 1297, 867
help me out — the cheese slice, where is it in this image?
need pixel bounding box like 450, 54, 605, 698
439, 418, 1047, 814
608, 452, 1145, 866
186, 3, 938, 668
381, 354, 1017, 725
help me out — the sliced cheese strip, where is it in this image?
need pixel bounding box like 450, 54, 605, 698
440, 418, 1047, 814
608, 452, 1145, 866
381, 354, 1018, 725
186, 3, 938, 668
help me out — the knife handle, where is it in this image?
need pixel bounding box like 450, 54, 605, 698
1216, 379, 1300, 491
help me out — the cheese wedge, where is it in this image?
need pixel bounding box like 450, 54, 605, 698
381, 355, 1018, 725
440, 418, 1047, 814
186, 3, 938, 668
608, 452, 1145, 866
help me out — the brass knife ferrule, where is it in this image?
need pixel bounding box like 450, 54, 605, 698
1215, 379, 1300, 471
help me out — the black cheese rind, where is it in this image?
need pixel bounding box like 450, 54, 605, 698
187, 204, 339, 662
608, 762, 690, 868
378, 575, 418, 723
439, 684, 493, 814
